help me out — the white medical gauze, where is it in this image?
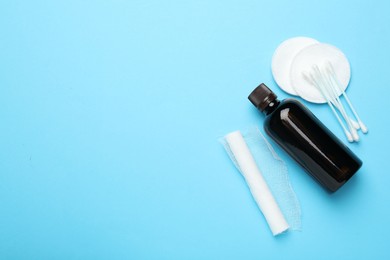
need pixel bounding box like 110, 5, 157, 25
243, 128, 301, 230
221, 128, 301, 235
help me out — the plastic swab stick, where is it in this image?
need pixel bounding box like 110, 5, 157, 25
326, 62, 368, 133
305, 70, 353, 142
312, 65, 359, 142
317, 66, 360, 141
303, 71, 353, 142
225, 131, 289, 235
303, 66, 359, 133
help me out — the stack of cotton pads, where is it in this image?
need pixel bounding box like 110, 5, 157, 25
272, 37, 351, 103
271, 37, 367, 142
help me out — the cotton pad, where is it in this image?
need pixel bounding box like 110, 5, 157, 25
271, 37, 319, 95
290, 43, 351, 103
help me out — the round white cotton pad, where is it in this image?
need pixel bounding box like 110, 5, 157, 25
272, 37, 319, 96
290, 43, 351, 103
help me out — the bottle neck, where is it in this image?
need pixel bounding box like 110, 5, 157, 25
262, 99, 280, 115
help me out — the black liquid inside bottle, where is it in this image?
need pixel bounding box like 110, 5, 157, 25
248, 83, 362, 192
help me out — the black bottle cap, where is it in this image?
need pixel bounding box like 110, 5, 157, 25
248, 83, 278, 112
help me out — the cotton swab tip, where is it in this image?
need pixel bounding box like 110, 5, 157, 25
360, 122, 368, 134
346, 131, 354, 143
352, 130, 360, 142
350, 119, 360, 130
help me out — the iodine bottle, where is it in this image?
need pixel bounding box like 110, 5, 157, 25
248, 83, 362, 192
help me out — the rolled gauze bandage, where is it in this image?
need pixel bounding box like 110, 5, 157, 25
225, 131, 289, 235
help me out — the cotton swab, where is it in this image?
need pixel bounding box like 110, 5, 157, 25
326, 61, 368, 134
302, 71, 354, 142
314, 65, 360, 142
315, 70, 360, 130
311, 64, 360, 130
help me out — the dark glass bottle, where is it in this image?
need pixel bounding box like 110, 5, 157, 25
248, 83, 362, 192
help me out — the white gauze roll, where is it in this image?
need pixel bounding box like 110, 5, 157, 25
224, 131, 289, 236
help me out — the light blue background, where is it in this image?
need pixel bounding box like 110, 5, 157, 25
1, 0, 389, 259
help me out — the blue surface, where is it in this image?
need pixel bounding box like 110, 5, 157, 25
1, 0, 389, 259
